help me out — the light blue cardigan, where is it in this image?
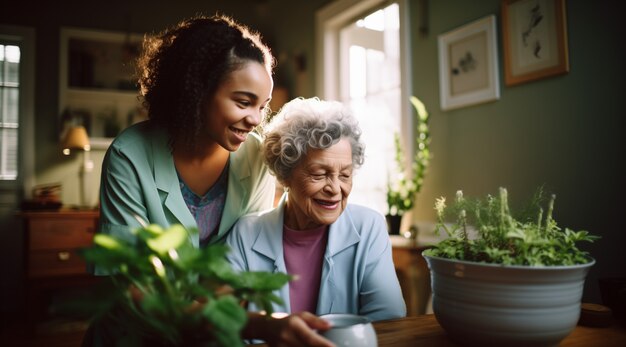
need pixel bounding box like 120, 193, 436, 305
98, 120, 275, 249
225, 196, 407, 322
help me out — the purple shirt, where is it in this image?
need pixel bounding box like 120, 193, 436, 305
283, 224, 329, 313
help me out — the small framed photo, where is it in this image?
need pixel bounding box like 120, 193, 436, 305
501, 0, 569, 86
438, 15, 500, 111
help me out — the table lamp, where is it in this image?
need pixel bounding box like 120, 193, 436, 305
61, 125, 94, 208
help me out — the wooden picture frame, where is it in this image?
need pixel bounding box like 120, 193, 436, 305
438, 15, 500, 111
501, 0, 569, 86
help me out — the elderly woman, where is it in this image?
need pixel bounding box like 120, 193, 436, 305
225, 97, 406, 323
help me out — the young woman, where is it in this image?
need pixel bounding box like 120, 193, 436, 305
98, 15, 275, 250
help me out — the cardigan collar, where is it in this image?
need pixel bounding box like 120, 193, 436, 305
251, 194, 361, 263
250, 194, 361, 314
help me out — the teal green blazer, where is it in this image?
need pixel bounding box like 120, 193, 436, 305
98, 121, 275, 256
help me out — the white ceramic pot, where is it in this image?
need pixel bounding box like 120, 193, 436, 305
424, 255, 595, 347
320, 313, 378, 347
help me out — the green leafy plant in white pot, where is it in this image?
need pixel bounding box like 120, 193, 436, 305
422, 187, 598, 347
386, 96, 431, 235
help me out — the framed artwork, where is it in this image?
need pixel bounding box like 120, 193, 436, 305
59, 27, 146, 149
438, 15, 500, 111
501, 0, 569, 86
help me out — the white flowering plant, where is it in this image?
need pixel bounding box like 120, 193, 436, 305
423, 187, 599, 266
386, 96, 431, 216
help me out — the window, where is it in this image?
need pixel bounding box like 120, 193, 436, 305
0, 44, 20, 180
1, 26, 34, 315
316, 0, 412, 215
0, 25, 35, 193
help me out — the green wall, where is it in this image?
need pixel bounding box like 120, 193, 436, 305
409, 0, 626, 303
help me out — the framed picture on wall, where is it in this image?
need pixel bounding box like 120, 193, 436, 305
438, 15, 500, 111
501, 0, 569, 86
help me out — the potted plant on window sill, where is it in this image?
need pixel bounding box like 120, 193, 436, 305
386, 96, 431, 235
422, 187, 599, 347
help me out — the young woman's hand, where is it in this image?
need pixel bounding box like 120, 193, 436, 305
244, 311, 335, 347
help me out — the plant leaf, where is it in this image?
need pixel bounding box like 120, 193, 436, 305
146, 224, 188, 254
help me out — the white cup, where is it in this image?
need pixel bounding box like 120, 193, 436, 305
320, 313, 378, 347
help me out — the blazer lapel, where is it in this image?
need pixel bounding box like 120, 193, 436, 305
151, 130, 197, 242
216, 147, 252, 238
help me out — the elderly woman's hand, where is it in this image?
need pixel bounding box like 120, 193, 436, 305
244, 311, 335, 347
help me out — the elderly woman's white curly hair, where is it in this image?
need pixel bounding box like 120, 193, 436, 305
263, 97, 365, 183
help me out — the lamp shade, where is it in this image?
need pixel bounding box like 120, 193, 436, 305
62, 126, 90, 154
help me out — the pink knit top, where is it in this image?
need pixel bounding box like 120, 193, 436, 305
283, 224, 329, 314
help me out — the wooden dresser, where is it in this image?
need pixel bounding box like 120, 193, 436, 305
19, 209, 100, 327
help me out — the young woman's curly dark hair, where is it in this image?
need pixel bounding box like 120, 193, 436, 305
137, 14, 275, 151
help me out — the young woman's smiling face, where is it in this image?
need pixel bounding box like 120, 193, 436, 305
205, 61, 273, 151
283, 138, 354, 230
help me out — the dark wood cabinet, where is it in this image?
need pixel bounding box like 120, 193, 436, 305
19, 209, 100, 328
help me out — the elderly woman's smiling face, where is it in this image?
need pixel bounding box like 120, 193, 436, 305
283, 138, 354, 230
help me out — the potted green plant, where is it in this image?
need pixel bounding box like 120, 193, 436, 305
64, 224, 291, 347
386, 96, 431, 235
422, 187, 599, 346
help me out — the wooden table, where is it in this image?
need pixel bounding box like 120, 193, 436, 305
373, 314, 626, 346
